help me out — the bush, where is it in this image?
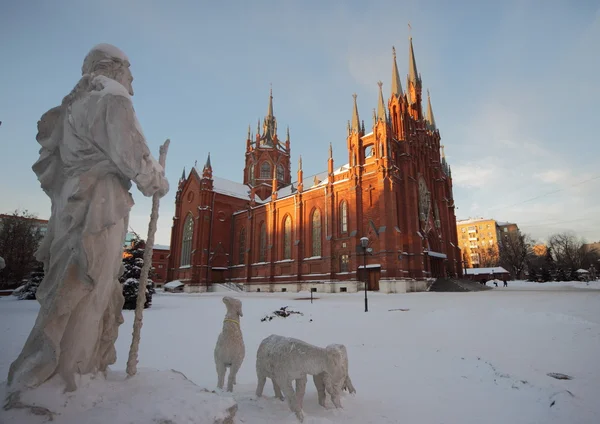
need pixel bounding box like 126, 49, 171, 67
119, 237, 155, 310
17, 262, 44, 300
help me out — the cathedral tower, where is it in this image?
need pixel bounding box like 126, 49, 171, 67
243, 88, 292, 200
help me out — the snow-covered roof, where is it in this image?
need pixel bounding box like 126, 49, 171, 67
192, 161, 353, 204
263, 164, 352, 202
464, 267, 509, 275
164, 280, 184, 289
456, 217, 492, 225
192, 167, 260, 202
154, 244, 170, 251
496, 221, 515, 227
213, 176, 255, 201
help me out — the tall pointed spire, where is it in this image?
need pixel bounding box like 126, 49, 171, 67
202, 152, 212, 179
377, 81, 386, 121
408, 37, 419, 85
391, 46, 403, 97
297, 155, 304, 192
247, 124, 251, 140
267, 85, 274, 118
328, 142, 334, 175
180, 167, 186, 181
351, 93, 360, 133
286, 125, 290, 142
426, 90, 436, 130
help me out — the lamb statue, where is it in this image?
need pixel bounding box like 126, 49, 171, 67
313, 344, 356, 408
214, 296, 245, 392
255, 334, 348, 422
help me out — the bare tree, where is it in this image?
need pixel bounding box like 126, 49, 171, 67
499, 231, 533, 279
547, 232, 594, 271
478, 245, 499, 268
0, 210, 44, 287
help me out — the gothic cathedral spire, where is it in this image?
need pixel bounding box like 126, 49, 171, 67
391, 46, 403, 98
351, 93, 360, 133
408, 37, 420, 86
426, 89, 437, 131
407, 36, 423, 119
377, 81, 386, 121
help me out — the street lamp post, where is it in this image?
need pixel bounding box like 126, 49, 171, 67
360, 237, 369, 312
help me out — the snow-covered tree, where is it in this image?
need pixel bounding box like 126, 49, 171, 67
17, 262, 45, 300
119, 237, 155, 310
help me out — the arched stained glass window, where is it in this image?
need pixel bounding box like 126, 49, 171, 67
259, 222, 267, 262
283, 216, 292, 260
260, 162, 271, 179
181, 214, 194, 266
239, 228, 246, 265
277, 164, 284, 181
312, 209, 321, 257
340, 201, 348, 233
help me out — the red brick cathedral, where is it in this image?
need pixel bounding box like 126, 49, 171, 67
167, 38, 461, 293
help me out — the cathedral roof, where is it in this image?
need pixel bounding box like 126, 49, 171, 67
262, 163, 351, 202
192, 167, 262, 202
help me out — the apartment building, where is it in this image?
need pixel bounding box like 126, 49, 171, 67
456, 218, 519, 268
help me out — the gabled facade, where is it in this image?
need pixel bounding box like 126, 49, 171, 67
167, 38, 461, 292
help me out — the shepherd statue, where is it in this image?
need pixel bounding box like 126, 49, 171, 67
7, 43, 169, 393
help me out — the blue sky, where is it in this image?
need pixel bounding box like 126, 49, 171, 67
1, 0, 599, 246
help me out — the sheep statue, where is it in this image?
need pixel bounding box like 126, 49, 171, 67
313, 344, 356, 408
214, 296, 245, 392
255, 334, 348, 422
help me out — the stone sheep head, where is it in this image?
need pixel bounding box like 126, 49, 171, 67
222, 296, 243, 317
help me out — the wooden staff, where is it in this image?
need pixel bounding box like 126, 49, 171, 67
126, 138, 170, 377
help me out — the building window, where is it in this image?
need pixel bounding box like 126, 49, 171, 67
312, 209, 322, 257
248, 164, 255, 184
340, 254, 349, 272
239, 228, 246, 265
158, 264, 163, 268
277, 164, 284, 181
259, 222, 267, 262
340, 201, 348, 234
461, 228, 466, 233
180, 214, 194, 266
283, 216, 292, 260
260, 162, 271, 179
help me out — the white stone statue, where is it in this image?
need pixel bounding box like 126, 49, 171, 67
255, 334, 347, 422
214, 296, 245, 392
7, 44, 169, 393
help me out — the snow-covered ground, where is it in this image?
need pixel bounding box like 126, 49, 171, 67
1, 280, 599, 424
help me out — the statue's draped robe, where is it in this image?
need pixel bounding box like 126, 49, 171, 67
8, 76, 166, 391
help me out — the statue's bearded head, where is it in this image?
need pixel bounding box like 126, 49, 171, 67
81, 44, 134, 96
36, 106, 62, 143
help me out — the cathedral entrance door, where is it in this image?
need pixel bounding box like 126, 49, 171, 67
368, 269, 380, 291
